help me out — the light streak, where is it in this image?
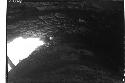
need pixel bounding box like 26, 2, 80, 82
7, 37, 45, 71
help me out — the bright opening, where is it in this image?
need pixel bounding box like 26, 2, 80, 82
7, 37, 45, 71
8, 64, 12, 72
